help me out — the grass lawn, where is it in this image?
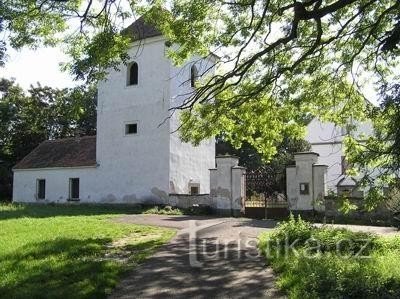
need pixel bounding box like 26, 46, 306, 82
0, 204, 176, 299
259, 215, 400, 298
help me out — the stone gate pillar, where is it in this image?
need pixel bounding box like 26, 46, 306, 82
286, 152, 327, 212
210, 156, 246, 216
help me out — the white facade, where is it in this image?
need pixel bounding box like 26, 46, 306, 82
13, 35, 216, 203
13, 167, 98, 203
305, 118, 373, 193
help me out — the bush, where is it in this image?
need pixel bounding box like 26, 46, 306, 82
259, 215, 400, 298
186, 204, 213, 215
0, 196, 11, 203
141, 205, 184, 215
268, 214, 313, 246
275, 251, 400, 299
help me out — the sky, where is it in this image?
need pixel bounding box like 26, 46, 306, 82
0, 0, 132, 91
0, 47, 78, 90
0, 43, 379, 105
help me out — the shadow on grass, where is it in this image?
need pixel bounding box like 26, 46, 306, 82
0, 203, 178, 220
0, 236, 165, 299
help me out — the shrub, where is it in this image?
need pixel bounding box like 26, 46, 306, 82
266, 214, 313, 247
259, 216, 400, 298
141, 205, 183, 215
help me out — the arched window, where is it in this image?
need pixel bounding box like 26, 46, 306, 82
190, 64, 198, 88
128, 62, 138, 86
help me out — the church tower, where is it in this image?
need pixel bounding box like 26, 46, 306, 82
95, 18, 216, 202
12, 17, 216, 204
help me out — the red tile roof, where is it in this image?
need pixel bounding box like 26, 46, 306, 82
13, 136, 97, 170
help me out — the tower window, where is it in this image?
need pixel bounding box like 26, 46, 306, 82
37, 179, 46, 200
125, 123, 138, 135
190, 64, 198, 88
127, 62, 138, 86
69, 178, 80, 200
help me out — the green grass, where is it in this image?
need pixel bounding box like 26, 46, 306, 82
0, 204, 176, 299
259, 215, 400, 298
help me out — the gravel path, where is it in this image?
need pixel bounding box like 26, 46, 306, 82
110, 215, 283, 299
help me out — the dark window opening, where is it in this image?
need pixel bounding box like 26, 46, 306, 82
37, 179, 46, 199
128, 62, 138, 86
69, 178, 80, 200
125, 123, 138, 135
190, 65, 198, 88
299, 183, 309, 195
190, 186, 199, 195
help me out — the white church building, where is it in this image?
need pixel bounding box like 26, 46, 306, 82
12, 18, 374, 207
287, 117, 375, 212
12, 18, 217, 204
305, 117, 373, 196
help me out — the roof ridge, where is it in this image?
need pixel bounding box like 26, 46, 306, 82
122, 15, 163, 41
43, 135, 96, 143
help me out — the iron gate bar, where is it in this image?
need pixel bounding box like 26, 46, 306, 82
245, 166, 288, 219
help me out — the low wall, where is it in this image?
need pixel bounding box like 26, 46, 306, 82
167, 193, 241, 216
325, 197, 392, 225
167, 194, 212, 209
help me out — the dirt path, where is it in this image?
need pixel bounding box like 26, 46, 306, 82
110, 215, 283, 298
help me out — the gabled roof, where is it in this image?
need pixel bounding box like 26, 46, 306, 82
13, 136, 97, 170
337, 176, 357, 187
122, 16, 162, 41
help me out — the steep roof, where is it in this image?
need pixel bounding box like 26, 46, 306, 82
13, 136, 97, 170
122, 16, 162, 41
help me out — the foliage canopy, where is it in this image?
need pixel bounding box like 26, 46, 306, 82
0, 78, 97, 199
1, 0, 400, 197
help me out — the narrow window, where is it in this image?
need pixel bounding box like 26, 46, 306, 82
341, 156, 348, 174
128, 62, 138, 86
125, 123, 138, 135
341, 124, 352, 136
69, 178, 80, 200
37, 179, 46, 200
341, 126, 347, 136
190, 65, 198, 87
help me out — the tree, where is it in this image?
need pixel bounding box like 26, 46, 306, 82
0, 78, 97, 200
345, 84, 400, 208
1, 1, 400, 195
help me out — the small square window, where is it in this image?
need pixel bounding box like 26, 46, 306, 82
125, 123, 137, 135
37, 179, 46, 200
69, 178, 80, 200
190, 186, 199, 195
299, 183, 310, 195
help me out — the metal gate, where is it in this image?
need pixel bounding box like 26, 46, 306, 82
244, 166, 289, 219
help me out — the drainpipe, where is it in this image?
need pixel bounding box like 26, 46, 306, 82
311, 163, 315, 215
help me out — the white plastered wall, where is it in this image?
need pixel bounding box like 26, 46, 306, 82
305, 117, 374, 193
168, 54, 216, 194
13, 36, 217, 202
13, 167, 98, 203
